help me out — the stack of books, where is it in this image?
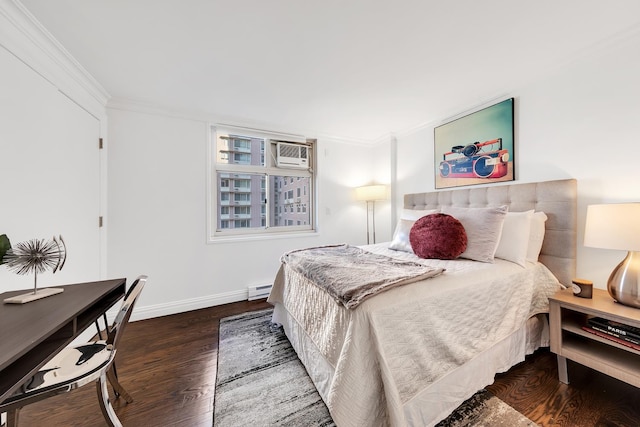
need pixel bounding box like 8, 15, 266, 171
582, 317, 640, 351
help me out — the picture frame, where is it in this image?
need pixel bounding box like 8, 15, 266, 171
434, 98, 515, 189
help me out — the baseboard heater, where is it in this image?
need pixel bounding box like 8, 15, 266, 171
247, 284, 273, 301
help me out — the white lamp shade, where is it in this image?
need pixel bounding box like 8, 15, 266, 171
355, 185, 387, 201
584, 203, 640, 252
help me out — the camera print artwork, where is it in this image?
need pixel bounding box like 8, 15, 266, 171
434, 98, 515, 189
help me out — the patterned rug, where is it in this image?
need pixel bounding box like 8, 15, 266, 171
213, 309, 536, 426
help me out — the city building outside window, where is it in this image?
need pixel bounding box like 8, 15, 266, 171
209, 125, 315, 239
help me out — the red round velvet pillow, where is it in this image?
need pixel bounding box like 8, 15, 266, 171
409, 213, 467, 259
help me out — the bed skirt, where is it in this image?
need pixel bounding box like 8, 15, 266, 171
272, 302, 548, 427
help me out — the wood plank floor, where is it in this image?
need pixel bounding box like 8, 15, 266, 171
13, 300, 640, 426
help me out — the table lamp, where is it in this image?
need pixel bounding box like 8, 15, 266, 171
584, 203, 640, 308
355, 184, 387, 244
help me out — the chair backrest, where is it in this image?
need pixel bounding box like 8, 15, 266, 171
106, 275, 147, 349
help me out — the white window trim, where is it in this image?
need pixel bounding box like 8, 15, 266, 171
206, 124, 318, 243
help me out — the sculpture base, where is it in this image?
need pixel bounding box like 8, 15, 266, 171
3, 287, 64, 304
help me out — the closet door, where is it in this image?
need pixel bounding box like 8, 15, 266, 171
0, 47, 101, 291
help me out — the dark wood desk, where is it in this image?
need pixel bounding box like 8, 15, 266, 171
0, 278, 126, 403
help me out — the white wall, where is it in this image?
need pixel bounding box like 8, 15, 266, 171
395, 31, 640, 290
370, 137, 393, 243
7, 0, 640, 314
106, 107, 379, 317
0, 2, 108, 293
1, 0, 385, 315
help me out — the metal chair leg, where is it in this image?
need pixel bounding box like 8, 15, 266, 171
107, 367, 133, 404
96, 314, 123, 398
6, 409, 20, 427
96, 372, 123, 427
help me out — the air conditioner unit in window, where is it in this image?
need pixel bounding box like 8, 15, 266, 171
276, 141, 309, 169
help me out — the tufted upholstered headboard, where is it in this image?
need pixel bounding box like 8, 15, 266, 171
404, 179, 577, 286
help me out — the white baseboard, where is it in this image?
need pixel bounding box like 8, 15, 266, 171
71, 289, 249, 345
130, 288, 250, 322
72, 288, 258, 345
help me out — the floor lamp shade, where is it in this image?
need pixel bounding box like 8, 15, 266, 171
355, 185, 387, 202
584, 203, 640, 308
355, 185, 387, 245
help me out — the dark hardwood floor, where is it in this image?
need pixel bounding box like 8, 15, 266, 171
487, 348, 640, 426
13, 300, 640, 426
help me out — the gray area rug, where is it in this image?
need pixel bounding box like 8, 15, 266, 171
214, 309, 536, 426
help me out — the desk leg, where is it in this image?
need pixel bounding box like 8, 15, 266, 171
557, 355, 569, 384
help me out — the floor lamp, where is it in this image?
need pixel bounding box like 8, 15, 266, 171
355, 184, 387, 244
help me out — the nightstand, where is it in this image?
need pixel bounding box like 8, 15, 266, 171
549, 288, 640, 387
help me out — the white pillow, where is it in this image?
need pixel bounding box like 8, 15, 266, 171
526, 211, 548, 262
401, 208, 439, 221
441, 205, 508, 263
494, 210, 534, 267
389, 219, 415, 252
389, 209, 440, 253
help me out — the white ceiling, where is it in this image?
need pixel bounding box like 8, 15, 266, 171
19, 0, 640, 142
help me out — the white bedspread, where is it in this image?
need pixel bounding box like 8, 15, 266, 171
268, 243, 561, 426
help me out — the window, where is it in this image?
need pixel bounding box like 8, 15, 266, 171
233, 140, 251, 151
234, 179, 250, 189
234, 193, 251, 202
233, 153, 251, 164
209, 125, 315, 239
236, 206, 251, 216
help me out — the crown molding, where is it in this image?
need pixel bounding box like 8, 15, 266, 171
0, 0, 110, 118
107, 96, 377, 147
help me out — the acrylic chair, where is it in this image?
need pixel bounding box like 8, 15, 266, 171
0, 275, 148, 427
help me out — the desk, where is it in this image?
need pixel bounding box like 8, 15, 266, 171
0, 278, 126, 403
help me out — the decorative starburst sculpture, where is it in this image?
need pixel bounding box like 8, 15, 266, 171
3, 235, 67, 304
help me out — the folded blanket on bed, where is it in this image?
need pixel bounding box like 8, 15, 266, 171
281, 244, 444, 309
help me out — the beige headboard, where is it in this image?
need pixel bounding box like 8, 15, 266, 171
404, 179, 577, 286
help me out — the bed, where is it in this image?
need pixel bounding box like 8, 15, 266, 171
267, 178, 577, 426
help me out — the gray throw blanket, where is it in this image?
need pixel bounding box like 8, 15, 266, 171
281, 244, 444, 309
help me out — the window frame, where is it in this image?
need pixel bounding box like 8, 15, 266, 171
207, 124, 317, 242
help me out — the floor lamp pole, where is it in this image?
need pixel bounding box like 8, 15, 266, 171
356, 184, 386, 245
364, 200, 377, 245
371, 200, 376, 244
365, 200, 371, 244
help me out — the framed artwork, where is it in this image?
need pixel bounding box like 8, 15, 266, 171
434, 98, 514, 189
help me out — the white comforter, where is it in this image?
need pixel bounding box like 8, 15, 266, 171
268, 243, 561, 426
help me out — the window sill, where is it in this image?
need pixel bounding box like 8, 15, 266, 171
207, 229, 319, 244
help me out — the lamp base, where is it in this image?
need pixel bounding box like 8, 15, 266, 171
3, 287, 64, 304
607, 251, 640, 309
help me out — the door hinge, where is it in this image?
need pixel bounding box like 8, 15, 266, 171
99, 216, 104, 227
99, 138, 104, 149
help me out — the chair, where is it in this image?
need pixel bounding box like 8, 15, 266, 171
0, 275, 148, 427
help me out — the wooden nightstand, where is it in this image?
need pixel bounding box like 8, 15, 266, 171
549, 288, 640, 387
